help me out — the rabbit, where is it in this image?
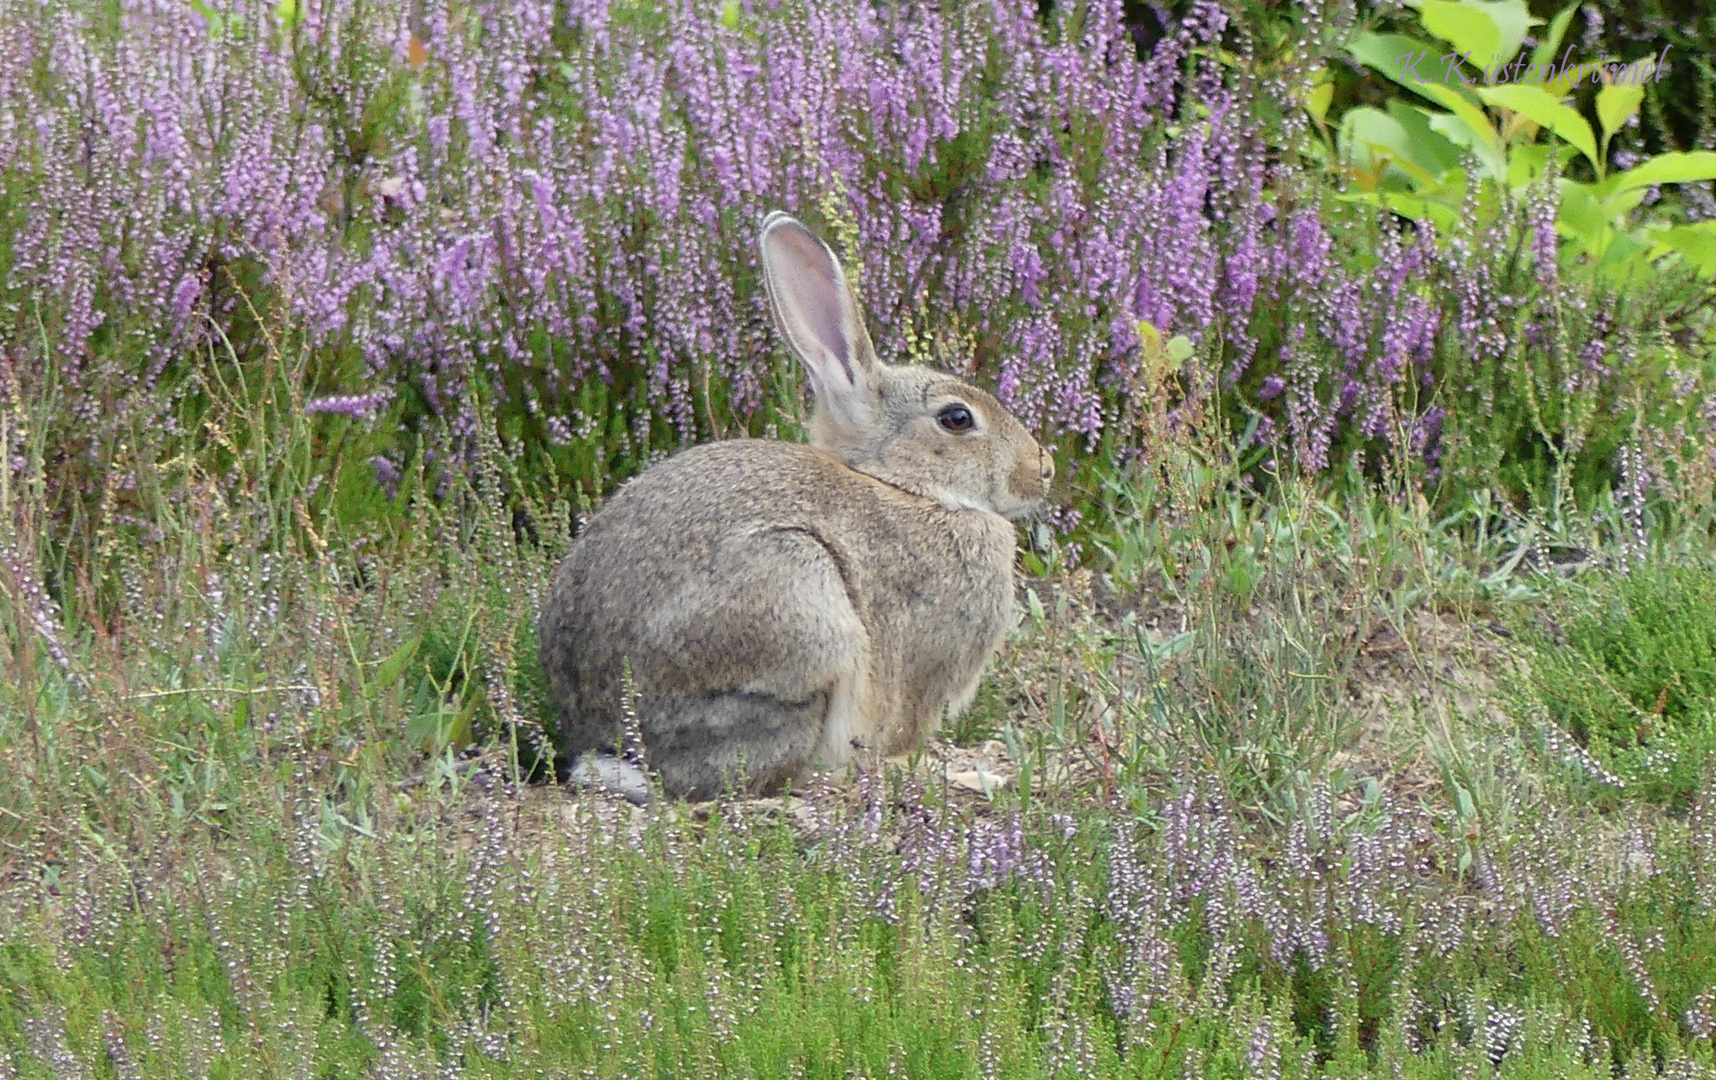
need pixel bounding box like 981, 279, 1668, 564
538, 211, 1053, 801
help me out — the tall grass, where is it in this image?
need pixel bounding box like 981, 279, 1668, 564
7, 289, 1716, 1074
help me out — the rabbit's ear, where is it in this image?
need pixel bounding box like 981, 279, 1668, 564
759, 213, 879, 431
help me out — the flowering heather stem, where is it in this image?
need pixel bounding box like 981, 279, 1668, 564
0, 0, 1707, 517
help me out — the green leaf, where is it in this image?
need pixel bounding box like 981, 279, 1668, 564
1600, 186, 1647, 220
1480, 0, 1536, 66
1335, 99, 1470, 189
1414, 1, 1501, 70
406, 690, 479, 753
1424, 111, 1503, 179
1348, 32, 1450, 91
1455, 784, 1475, 819
1529, 1, 1579, 70
1384, 190, 1464, 233
1596, 82, 1644, 144
1349, 35, 1503, 171
1474, 83, 1598, 171
1306, 80, 1334, 125
1556, 179, 1610, 253
373, 635, 422, 694
1596, 232, 1653, 286
1135, 319, 1163, 355
1333, 189, 1389, 210
1649, 222, 1716, 277
1505, 140, 1560, 188
189, 0, 225, 33
1606, 151, 1716, 195
1142, 629, 1197, 663
1387, 99, 1467, 175
1025, 585, 1045, 623
1340, 108, 1429, 185
1414, 0, 1533, 73
1335, 181, 1463, 232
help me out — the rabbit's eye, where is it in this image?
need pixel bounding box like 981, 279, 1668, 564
937, 404, 976, 433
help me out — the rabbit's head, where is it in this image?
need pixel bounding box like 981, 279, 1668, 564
759, 212, 1053, 521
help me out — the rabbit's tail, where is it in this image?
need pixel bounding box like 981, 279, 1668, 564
569, 750, 652, 806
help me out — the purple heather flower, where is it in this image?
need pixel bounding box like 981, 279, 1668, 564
305, 392, 391, 421
0, 0, 1661, 498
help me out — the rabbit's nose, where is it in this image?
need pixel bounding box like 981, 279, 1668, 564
1039, 446, 1055, 484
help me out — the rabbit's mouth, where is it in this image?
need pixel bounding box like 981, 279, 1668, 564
992, 491, 1050, 522
1004, 444, 1055, 516
978, 483, 1051, 522
924, 484, 1004, 516
918, 481, 1040, 521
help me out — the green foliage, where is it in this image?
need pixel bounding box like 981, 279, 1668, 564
1288, 0, 1716, 521
7, 302, 1716, 1073
1333, 0, 1716, 283
1518, 562, 1716, 807
1558, 0, 1716, 163
3, 777, 1715, 1077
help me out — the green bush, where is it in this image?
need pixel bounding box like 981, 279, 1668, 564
1524, 562, 1716, 807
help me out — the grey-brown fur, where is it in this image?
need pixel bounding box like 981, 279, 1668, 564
538, 212, 1052, 799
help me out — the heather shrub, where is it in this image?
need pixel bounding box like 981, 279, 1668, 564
2, 765, 1715, 1076
3, 0, 1712, 554
1322, 0, 1716, 514
1520, 562, 1716, 808
7, 303, 1716, 1078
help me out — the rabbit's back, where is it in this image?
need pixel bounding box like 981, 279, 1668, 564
540, 438, 1019, 795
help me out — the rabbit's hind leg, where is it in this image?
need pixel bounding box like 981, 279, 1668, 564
639, 527, 871, 800
646, 686, 837, 799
